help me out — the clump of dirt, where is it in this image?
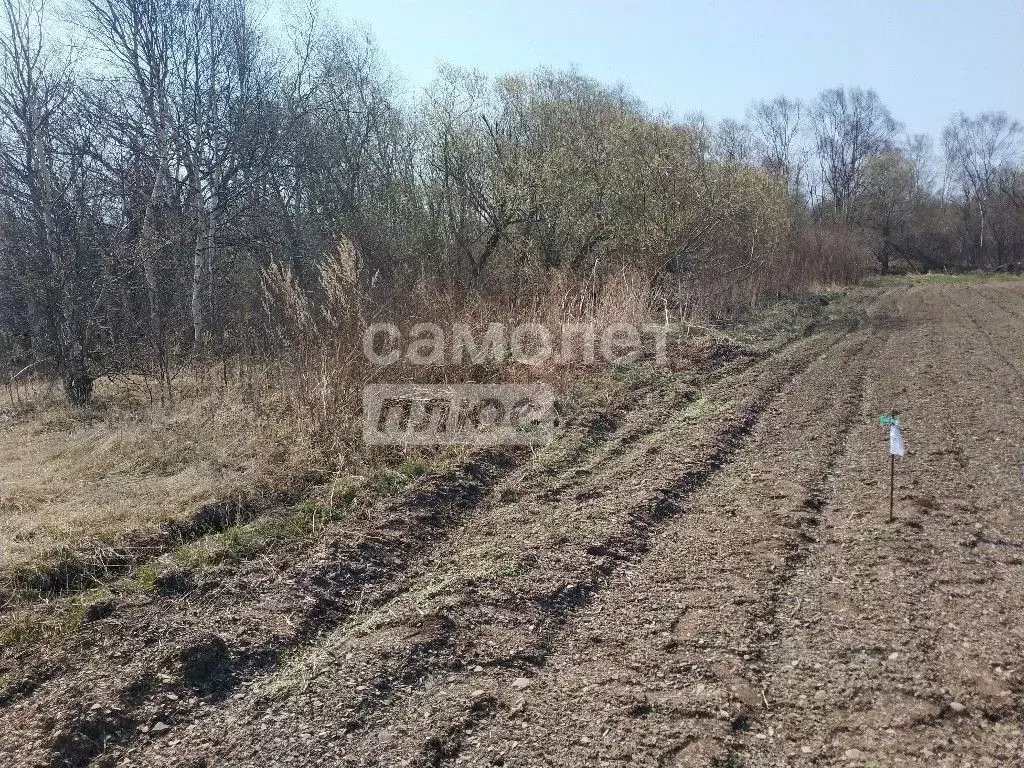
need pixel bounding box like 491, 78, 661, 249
173, 633, 233, 694
49, 708, 134, 768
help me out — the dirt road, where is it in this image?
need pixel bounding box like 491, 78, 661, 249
2, 278, 1023, 767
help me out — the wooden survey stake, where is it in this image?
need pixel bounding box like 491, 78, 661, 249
880, 413, 906, 522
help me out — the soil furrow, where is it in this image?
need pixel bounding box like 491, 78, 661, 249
737, 283, 1024, 766
107, 331, 839, 767
0, 449, 522, 767
4, 279, 1023, 768
333, 333, 872, 765
441, 329, 885, 768
0, 336, 788, 767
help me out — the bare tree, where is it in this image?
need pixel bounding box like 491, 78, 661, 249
811, 87, 900, 218
0, 0, 109, 403
748, 95, 806, 195
943, 111, 1022, 263
715, 118, 755, 164
82, 0, 179, 383
0, 0, 1018, 405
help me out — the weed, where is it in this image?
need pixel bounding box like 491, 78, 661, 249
398, 457, 431, 480
610, 362, 664, 390
862, 271, 1021, 288
0, 611, 45, 646
0, 597, 90, 648
134, 562, 159, 591
364, 469, 407, 496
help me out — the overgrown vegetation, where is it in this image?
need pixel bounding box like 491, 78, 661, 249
0, 0, 1019, 413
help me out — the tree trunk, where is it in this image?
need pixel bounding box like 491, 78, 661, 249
192, 222, 206, 357
63, 369, 93, 406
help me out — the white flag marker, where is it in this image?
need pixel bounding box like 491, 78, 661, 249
880, 414, 907, 521
889, 420, 907, 457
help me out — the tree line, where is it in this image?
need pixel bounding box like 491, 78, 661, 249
1, 0, 1022, 404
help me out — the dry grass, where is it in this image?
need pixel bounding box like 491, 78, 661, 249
0, 376, 315, 579
0, 265, 659, 586
0, 254, 859, 592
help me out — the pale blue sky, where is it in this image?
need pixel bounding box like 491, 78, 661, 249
324, 0, 1023, 141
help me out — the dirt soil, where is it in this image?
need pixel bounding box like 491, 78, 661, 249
1, 278, 1023, 767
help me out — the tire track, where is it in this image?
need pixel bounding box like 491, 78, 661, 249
723, 334, 881, 766
115, 334, 841, 768
945, 286, 1024, 403
363, 333, 880, 768
964, 283, 1024, 372
0, 288, 903, 768
0, 448, 522, 767
0, 377, 686, 767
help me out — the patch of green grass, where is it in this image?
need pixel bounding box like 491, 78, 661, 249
294, 499, 348, 525
331, 484, 359, 506
0, 596, 91, 648
398, 457, 431, 479
172, 514, 302, 568
134, 562, 160, 591
911, 271, 1021, 285
167, 463, 434, 570
864, 271, 1021, 288
365, 467, 409, 495
860, 275, 911, 288
172, 490, 366, 569
61, 600, 88, 633
610, 361, 667, 390
723, 290, 860, 347
0, 611, 46, 646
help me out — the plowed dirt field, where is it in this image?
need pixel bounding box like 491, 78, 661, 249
2, 278, 1023, 767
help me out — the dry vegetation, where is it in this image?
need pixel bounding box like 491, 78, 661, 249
0, 259, 664, 588
0, 266, 878, 605
0, 378, 297, 574
2, 0, 1021, 412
